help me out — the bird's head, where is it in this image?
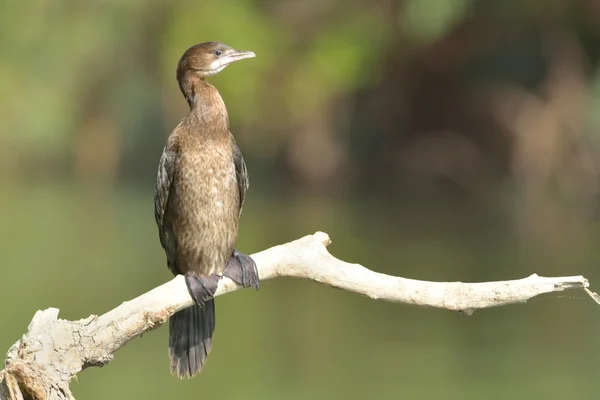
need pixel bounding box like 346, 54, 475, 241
177, 42, 256, 80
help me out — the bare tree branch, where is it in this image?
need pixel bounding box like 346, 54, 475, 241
1, 232, 596, 400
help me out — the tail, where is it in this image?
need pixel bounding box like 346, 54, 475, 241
168, 299, 215, 378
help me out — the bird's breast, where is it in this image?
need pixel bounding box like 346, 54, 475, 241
170, 140, 239, 276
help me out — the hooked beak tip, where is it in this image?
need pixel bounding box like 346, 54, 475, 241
224, 50, 256, 64
237, 50, 256, 59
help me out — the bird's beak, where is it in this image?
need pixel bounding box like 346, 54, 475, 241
221, 50, 256, 66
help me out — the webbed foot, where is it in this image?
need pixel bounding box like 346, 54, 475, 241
223, 249, 260, 290
185, 274, 221, 307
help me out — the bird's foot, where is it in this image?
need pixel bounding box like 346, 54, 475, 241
185, 274, 220, 307
223, 249, 260, 290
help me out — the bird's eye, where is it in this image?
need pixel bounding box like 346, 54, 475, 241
215, 50, 222, 56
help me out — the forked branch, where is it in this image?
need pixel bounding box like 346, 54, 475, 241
1, 232, 596, 400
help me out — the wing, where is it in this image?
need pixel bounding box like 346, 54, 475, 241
233, 141, 249, 215
154, 140, 178, 273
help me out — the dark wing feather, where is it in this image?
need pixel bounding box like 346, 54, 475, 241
233, 142, 249, 215
154, 142, 178, 274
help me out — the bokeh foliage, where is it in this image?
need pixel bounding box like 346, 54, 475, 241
1, 0, 600, 399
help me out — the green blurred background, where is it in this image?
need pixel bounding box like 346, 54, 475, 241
2, 0, 600, 399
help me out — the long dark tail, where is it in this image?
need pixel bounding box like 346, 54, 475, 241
168, 299, 215, 378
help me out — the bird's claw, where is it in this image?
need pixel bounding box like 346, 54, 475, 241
185, 274, 220, 307
224, 249, 260, 290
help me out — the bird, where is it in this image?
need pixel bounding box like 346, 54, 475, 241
154, 41, 259, 379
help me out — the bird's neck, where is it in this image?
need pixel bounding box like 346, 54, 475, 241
179, 76, 229, 136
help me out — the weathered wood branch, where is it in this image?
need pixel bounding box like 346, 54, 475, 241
1, 232, 596, 400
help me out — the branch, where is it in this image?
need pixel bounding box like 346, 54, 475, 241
1, 232, 597, 400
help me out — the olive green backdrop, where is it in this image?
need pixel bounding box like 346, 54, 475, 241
1, 1, 600, 399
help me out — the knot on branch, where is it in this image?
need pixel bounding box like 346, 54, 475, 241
1, 309, 93, 400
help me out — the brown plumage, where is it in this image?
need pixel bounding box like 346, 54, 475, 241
154, 42, 256, 378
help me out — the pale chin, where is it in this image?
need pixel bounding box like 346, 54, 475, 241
201, 64, 228, 77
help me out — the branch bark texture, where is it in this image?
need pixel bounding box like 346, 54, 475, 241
0, 232, 595, 400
